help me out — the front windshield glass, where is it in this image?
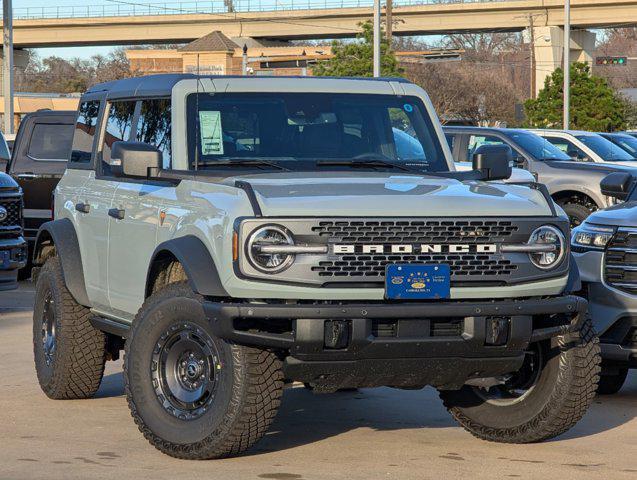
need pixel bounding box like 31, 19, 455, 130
606, 134, 637, 157
186, 93, 449, 172
575, 134, 635, 161
502, 130, 570, 160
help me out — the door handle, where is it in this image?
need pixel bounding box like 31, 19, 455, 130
108, 208, 125, 220
75, 202, 90, 214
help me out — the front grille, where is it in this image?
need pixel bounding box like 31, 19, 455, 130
604, 229, 637, 293
311, 219, 518, 243
0, 197, 21, 228
311, 220, 518, 279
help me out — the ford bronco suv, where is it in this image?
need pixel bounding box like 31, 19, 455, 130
32, 74, 600, 459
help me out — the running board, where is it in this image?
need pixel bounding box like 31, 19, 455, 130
90, 316, 131, 338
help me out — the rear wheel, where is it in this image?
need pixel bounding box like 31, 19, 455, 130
439, 317, 600, 443
124, 283, 284, 459
598, 367, 628, 395
33, 257, 107, 399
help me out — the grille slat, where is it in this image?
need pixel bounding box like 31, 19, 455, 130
0, 197, 21, 228
604, 230, 637, 293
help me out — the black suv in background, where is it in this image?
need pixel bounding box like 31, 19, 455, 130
444, 126, 636, 227
6, 110, 76, 243
0, 172, 27, 289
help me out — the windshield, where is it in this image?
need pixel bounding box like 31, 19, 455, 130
186, 93, 449, 172
575, 134, 636, 161
502, 130, 570, 160
605, 134, 637, 157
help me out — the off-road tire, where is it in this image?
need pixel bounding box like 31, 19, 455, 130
124, 283, 284, 459
33, 257, 107, 399
439, 317, 600, 443
560, 202, 594, 228
597, 368, 628, 395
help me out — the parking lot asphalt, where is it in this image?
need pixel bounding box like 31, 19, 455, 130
1, 282, 637, 480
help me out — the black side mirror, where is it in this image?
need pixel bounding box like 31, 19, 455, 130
600, 172, 633, 201
111, 141, 162, 178
472, 144, 513, 181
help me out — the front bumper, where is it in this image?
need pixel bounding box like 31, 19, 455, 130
204, 295, 586, 390
0, 237, 28, 290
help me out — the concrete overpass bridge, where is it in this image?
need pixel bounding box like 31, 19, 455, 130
5, 0, 637, 92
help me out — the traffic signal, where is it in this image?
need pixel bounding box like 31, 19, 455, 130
596, 56, 628, 66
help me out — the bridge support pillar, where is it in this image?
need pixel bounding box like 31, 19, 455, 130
532, 26, 596, 96
0, 49, 29, 132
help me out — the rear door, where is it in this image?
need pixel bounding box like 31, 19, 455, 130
9, 113, 75, 240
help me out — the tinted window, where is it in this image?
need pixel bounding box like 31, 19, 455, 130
28, 123, 74, 161
466, 135, 506, 160
186, 93, 448, 173
545, 137, 586, 160
136, 99, 172, 169
502, 131, 570, 161
605, 134, 637, 156
576, 134, 635, 161
101, 101, 136, 173
71, 100, 100, 164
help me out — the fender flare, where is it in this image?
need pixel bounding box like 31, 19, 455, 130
565, 253, 582, 294
147, 236, 229, 298
33, 218, 91, 307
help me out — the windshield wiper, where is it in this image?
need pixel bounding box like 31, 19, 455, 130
198, 158, 290, 171
316, 158, 413, 172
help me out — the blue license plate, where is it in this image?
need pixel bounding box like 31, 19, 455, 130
0, 251, 9, 269
385, 264, 450, 300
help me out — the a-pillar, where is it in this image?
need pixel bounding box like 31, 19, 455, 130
532, 26, 596, 97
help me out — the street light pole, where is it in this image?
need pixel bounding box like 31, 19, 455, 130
2, 0, 14, 134
563, 0, 570, 130
373, 0, 381, 77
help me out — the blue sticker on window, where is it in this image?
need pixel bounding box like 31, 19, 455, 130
403, 103, 413, 113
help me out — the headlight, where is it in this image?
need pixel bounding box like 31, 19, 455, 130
246, 225, 295, 273
528, 225, 566, 270
572, 224, 616, 250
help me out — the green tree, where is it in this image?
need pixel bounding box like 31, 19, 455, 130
313, 21, 402, 78
524, 62, 628, 131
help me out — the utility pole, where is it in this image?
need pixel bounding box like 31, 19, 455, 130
386, 0, 393, 45
563, 0, 571, 130
528, 14, 536, 99
2, 0, 14, 135
373, 0, 381, 77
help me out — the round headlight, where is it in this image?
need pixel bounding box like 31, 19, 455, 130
247, 226, 295, 273
528, 225, 566, 270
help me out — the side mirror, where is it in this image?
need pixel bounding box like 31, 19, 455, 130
600, 172, 633, 201
472, 144, 513, 181
111, 141, 162, 178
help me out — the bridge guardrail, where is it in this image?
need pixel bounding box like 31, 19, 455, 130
11, 0, 502, 20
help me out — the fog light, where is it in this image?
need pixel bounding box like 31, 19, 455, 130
324, 320, 350, 349
485, 317, 510, 346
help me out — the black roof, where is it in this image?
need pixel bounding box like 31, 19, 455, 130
86, 74, 412, 99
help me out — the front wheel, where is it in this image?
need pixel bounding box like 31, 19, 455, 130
124, 283, 284, 459
439, 317, 600, 443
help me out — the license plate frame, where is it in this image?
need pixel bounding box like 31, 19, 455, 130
385, 264, 451, 300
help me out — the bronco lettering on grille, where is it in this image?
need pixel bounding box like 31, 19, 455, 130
333, 244, 498, 254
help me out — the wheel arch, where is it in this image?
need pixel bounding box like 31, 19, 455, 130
551, 190, 600, 209
33, 218, 91, 307
146, 236, 229, 299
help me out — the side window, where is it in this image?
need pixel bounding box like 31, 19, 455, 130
467, 135, 506, 160
136, 99, 172, 169
546, 137, 584, 160
28, 123, 75, 161
101, 101, 136, 174
70, 100, 100, 164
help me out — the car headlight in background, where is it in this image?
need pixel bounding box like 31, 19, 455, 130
246, 225, 295, 273
572, 223, 616, 250
528, 225, 566, 269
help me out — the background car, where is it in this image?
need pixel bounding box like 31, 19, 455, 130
529, 129, 637, 166
443, 126, 631, 226
599, 132, 637, 158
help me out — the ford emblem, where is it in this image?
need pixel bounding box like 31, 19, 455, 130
0, 206, 7, 222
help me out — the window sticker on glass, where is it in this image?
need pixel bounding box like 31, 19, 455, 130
199, 111, 224, 155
